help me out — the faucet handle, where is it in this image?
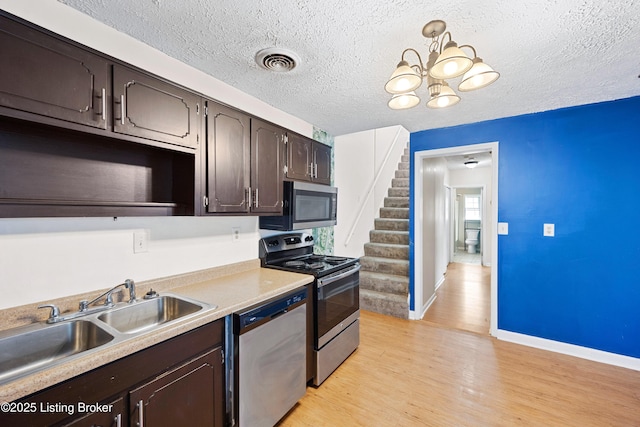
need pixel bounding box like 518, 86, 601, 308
38, 304, 60, 323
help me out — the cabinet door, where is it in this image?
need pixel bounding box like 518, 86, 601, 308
251, 118, 285, 214
130, 348, 224, 427
313, 142, 332, 185
113, 65, 199, 148
61, 396, 124, 427
286, 132, 312, 181
205, 102, 251, 213
0, 15, 109, 129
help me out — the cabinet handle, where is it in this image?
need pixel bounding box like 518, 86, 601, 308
245, 187, 252, 209
115, 413, 122, 427
120, 95, 125, 125
254, 188, 259, 208
137, 400, 144, 427
101, 88, 106, 121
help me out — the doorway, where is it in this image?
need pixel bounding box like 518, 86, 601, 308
411, 142, 498, 337
452, 187, 483, 265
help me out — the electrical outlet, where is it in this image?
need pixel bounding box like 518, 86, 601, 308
133, 230, 149, 253
543, 223, 555, 237
231, 227, 240, 242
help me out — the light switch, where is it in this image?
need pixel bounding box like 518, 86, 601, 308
543, 223, 555, 237
497, 222, 509, 235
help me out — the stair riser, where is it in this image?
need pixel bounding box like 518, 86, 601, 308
384, 197, 409, 208
395, 170, 409, 179
370, 231, 409, 245
360, 292, 408, 319
388, 188, 409, 197
360, 274, 409, 294
397, 162, 409, 170
392, 178, 409, 188
374, 219, 408, 231
364, 244, 408, 260
401, 155, 409, 163
380, 207, 409, 219
360, 258, 409, 276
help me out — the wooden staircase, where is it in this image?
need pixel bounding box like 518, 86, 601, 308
359, 148, 410, 319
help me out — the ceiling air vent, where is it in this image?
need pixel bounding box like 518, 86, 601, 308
255, 48, 300, 72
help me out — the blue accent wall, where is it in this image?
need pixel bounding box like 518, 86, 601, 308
410, 96, 640, 358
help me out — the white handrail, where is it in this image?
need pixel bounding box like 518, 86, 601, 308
344, 127, 405, 246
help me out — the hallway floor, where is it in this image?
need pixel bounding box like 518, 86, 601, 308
422, 262, 491, 334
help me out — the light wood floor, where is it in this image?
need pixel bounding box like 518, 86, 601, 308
278, 263, 640, 426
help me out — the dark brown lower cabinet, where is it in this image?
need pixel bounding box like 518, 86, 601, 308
60, 397, 124, 427
129, 348, 222, 427
0, 320, 224, 427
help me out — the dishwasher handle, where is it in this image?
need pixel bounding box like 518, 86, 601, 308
271, 308, 288, 320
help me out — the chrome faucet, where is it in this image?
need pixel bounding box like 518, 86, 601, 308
79, 279, 136, 311
38, 279, 137, 323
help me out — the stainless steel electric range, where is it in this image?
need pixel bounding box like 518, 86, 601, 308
259, 232, 360, 386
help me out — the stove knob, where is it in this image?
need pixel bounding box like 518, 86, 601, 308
305, 236, 314, 242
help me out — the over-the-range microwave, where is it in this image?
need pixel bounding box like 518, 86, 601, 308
259, 181, 337, 230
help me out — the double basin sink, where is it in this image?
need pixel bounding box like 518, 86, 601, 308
0, 294, 213, 386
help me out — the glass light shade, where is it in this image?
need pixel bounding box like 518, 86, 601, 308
388, 92, 420, 110
458, 58, 500, 92
429, 41, 473, 79
385, 61, 422, 94
426, 83, 460, 108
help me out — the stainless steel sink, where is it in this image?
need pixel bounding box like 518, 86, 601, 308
0, 320, 114, 384
97, 295, 205, 334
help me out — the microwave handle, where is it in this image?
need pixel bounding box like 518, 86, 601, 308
317, 264, 361, 288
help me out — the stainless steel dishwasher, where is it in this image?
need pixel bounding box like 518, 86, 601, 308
232, 287, 307, 427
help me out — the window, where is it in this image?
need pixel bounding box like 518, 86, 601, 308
464, 195, 481, 220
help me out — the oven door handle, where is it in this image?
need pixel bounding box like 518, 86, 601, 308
317, 264, 360, 288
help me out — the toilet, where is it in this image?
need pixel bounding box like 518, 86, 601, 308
465, 229, 480, 253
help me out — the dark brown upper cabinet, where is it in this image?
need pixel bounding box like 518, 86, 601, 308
251, 118, 286, 214
113, 65, 200, 149
286, 133, 332, 185
204, 102, 251, 213
0, 14, 110, 130
202, 101, 284, 215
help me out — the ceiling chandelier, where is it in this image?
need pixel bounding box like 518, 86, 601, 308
385, 20, 499, 110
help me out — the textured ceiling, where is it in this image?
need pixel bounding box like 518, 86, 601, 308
57, 0, 640, 136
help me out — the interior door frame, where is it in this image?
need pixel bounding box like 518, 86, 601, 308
411, 141, 498, 337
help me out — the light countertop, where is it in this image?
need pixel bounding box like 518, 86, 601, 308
0, 259, 314, 403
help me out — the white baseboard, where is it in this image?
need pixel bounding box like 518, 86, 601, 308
495, 329, 640, 372
434, 275, 445, 291
410, 293, 437, 320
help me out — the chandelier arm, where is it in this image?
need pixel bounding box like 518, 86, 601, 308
401, 48, 426, 75
439, 31, 453, 53
458, 44, 478, 59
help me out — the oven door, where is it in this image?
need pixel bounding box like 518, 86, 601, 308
316, 264, 360, 348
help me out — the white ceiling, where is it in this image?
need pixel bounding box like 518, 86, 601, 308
57, 0, 640, 137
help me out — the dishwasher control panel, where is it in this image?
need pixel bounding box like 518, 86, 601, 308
234, 287, 307, 333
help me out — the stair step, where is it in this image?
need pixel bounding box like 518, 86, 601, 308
388, 187, 409, 197
392, 178, 409, 188
374, 218, 408, 231
364, 242, 409, 259
384, 197, 409, 208
360, 271, 409, 294
398, 161, 409, 170
395, 170, 409, 179
360, 256, 409, 276
360, 289, 408, 319
403, 147, 409, 156
370, 230, 409, 245
380, 207, 409, 219
401, 154, 409, 163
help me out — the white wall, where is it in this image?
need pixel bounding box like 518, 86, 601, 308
333, 126, 409, 257
0, 1, 316, 309
448, 166, 493, 266
421, 157, 448, 312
